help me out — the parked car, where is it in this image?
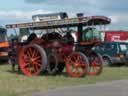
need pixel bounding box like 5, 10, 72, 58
93, 42, 128, 66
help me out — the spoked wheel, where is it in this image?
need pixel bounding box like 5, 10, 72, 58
47, 53, 58, 75
66, 52, 89, 78
19, 44, 47, 76
88, 52, 103, 76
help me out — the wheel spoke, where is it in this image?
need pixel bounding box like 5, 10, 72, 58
34, 64, 39, 72
32, 49, 36, 57
27, 65, 33, 73
75, 67, 84, 75
28, 48, 33, 57
33, 56, 41, 61
75, 68, 81, 74
72, 55, 77, 61
34, 59, 41, 63
23, 62, 30, 68
26, 50, 31, 58
33, 62, 41, 67
75, 55, 81, 64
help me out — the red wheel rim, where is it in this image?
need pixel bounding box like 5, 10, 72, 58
66, 52, 88, 77
88, 54, 102, 76
19, 46, 43, 76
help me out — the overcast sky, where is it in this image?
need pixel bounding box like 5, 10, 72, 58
1, 0, 128, 30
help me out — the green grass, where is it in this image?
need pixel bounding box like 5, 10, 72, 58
0, 64, 128, 96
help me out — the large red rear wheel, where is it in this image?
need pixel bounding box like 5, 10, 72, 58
66, 52, 89, 78
88, 52, 103, 76
19, 44, 47, 76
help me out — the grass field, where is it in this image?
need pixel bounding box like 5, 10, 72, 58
0, 64, 128, 96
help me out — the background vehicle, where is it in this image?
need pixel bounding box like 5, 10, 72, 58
0, 27, 9, 60
93, 42, 128, 66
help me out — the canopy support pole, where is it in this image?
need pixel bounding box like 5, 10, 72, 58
78, 24, 83, 42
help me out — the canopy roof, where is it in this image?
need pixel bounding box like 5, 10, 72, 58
6, 16, 111, 29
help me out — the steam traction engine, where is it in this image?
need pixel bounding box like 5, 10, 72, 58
6, 14, 111, 77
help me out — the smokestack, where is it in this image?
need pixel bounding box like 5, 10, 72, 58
77, 13, 84, 18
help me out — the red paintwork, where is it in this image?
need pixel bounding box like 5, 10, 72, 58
17, 36, 75, 76
66, 52, 88, 77
19, 45, 43, 76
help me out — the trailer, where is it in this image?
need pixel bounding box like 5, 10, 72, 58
6, 14, 111, 77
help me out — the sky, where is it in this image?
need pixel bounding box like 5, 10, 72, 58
1, 0, 128, 30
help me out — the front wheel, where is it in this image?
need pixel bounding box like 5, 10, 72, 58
66, 52, 89, 78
